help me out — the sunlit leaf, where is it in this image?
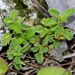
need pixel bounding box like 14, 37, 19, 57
0, 57, 8, 74
2, 32, 11, 46
63, 8, 75, 18
10, 10, 18, 19
35, 53, 43, 64
26, 29, 35, 38
48, 9, 60, 17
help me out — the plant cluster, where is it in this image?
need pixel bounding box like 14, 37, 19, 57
2, 8, 75, 70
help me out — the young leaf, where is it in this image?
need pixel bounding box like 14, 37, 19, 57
42, 35, 49, 46
10, 10, 18, 19
21, 24, 32, 30
63, 30, 73, 40
53, 40, 60, 49
48, 9, 60, 17
35, 25, 44, 33
4, 17, 13, 25
48, 35, 53, 42
2, 32, 11, 46
31, 47, 39, 52
26, 29, 35, 38
63, 8, 75, 18
0, 57, 8, 74
17, 37, 24, 44
35, 53, 43, 64
14, 62, 22, 70
41, 18, 56, 26
55, 27, 64, 38
10, 23, 22, 33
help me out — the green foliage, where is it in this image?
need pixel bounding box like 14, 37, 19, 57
37, 67, 71, 75
0, 57, 8, 75
2, 8, 74, 70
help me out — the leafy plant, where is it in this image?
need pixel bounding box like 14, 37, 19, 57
0, 57, 8, 75
2, 8, 75, 70
37, 66, 71, 75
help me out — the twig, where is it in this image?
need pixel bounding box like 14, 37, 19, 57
63, 53, 75, 59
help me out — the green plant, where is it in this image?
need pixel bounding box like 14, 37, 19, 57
2, 8, 75, 70
0, 57, 8, 75
37, 66, 71, 75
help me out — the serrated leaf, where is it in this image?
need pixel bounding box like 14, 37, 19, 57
35, 53, 43, 64
10, 10, 18, 19
10, 23, 22, 33
50, 25, 58, 31
26, 29, 35, 38
0, 57, 8, 74
35, 25, 44, 33
17, 37, 24, 44
48, 9, 60, 17
34, 42, 40, 47
31, 47, 39, 52
55, 27, 64, 38
28, 36, 38, 43
14, 62, 22, 70
63, 8, 75, 18
42, 35, 49, 46
53, 40, 60, 49
4, 17, 13, 25
14, 57, 21, 64
41, 18, 56, 26
48, 35, 53, 42
39, 47, 48, 54
17, 17, 25, 24
21, 24, 32, 30
2, 32, 11, 46
22, 46, 29, 53
40, 30, 47, 38
63, 30, 73, 40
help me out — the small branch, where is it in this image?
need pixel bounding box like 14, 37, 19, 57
63, 53, 75, 59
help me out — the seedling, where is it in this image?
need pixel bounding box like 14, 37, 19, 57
1, 8, 75, 70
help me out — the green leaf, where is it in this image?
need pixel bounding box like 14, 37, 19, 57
35, 53, 43, 64
17, 37, 24, 44
10, 10, 18, 19
40, 30, 47, 38
22, 46, 29, 53
53, 40, 60, 49
48, 9, 60, 17
63, 29, 73, 40
4, 17, 13, 25
35, 25, 44, 33
37, 66, 71, 75
31, 47, 39, 52
34, 42, 40, 47
17, 17, 25, 24
2, 32, 11, 46
21, 24, 32, 30
14, 62, 22, 70
55, 27, 64, 38
48, 35, 53, 42
14, 57, 21, 64
0, 57, 8, 74
26, 29, 35, 38
42, 35, 49, 46
7, 50, 14, 60
39, 47, 48, 54
50, 25, 58, 31
63, 8, 75, 18
41, 18, 56, 26
10, 23, 22, 33
28, 36, 38, 43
